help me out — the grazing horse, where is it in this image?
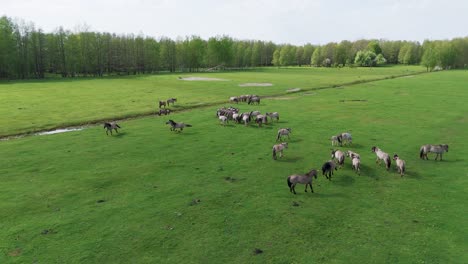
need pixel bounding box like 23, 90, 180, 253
287, 169, 318, 194
322, 160, 337, 180
255, 115, 267, 127
159, 100, 167, 108
337, 132, 352, 146
420, 144, 449, 161
104, 122, 121, 135
393, 154, 406, 177
266, 112, 279, 122
272, 142, 288, 160
248, 96, 260, 105
276, 128, 292, 141
158, 109, 171, 116
371, 146, 391, 170
165, 120, 192, 132
166, 98, 177, 106
331, 149, 345, 167
242, 112, 252, 126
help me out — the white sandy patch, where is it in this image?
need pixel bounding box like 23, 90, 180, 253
238, 83, 273, 87
286, 88, 301, 92
36, 128, 84, 136
179, 77, 228, 81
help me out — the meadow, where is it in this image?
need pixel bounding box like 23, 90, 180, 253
1, 67, 467, 263
0, 66, 423, 137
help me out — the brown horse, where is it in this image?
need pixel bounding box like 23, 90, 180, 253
287, 169, 318, 194
159, 100, 167, 108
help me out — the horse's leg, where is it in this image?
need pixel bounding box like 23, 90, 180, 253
292, 184, 297, 194
440, 153, 443, 161
115, 128, 119, 134
310, 183, 314, 193
304, 183, 308, 192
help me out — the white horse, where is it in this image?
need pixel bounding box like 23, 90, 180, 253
371, 146, 391, 170
331, 149, 345, 167
393, 154, 406, 177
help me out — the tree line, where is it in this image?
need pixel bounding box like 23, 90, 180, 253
1, 16, 467, 79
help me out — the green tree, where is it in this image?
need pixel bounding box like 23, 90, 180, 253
311, 47, 322, 66
272, 49, 280, 67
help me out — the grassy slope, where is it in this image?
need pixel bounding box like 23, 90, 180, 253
1, 70, 467, 263
0, 66, 423, 136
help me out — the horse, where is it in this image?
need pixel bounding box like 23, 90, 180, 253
219, 115, 228, 126
104, 122, 121, 135
229, 96, 239, 104
255, 115, 267, 127
276, 128, 292, 141
420, 144, 449, 161
393, 154, 406, 177
321, 160, 337, 181
266, 112, 279, 122
331, 149, 345, 167
351, 156, 361, 175
287, 169, 318, 194
158, 109, 171, 116
346, 150, 360, 160
248, 96, 260, 105
272, 142, 288, 160
337, 132, 352, 146
242, 112, 252, 126
159, 100, 167, 108
371, 146, 391, 170
165, 120, 192, 132
166, 98, 177, 106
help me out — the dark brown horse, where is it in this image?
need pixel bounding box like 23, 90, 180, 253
159, 100, 167, 108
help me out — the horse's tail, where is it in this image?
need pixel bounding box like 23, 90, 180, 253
385, 156, 391, 170
321, 163, 328, 175
276, 131, 281, 141
116, 124, 121, 128
272, 147, 277, 160
419, 147, 424, 159
287, 177, 292, 188
185, 124, 192, 127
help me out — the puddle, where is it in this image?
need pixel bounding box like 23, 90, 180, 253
286, 88, 301, 92
36, 128, 84, 136
239, 83, 273, 87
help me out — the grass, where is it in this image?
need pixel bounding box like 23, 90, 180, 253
0, 65, 424, 137
1, 69, 467, 263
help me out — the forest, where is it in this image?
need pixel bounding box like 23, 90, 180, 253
1, 16, 467, 79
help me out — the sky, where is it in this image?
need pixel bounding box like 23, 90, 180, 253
2, 0, 467, 45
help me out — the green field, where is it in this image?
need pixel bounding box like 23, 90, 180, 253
0, 66, 423, 137
1, 68, 467, 263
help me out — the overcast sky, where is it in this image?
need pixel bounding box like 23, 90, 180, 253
2, 0, 467, 45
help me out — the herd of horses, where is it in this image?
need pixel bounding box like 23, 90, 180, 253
102, 94, 449, 196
